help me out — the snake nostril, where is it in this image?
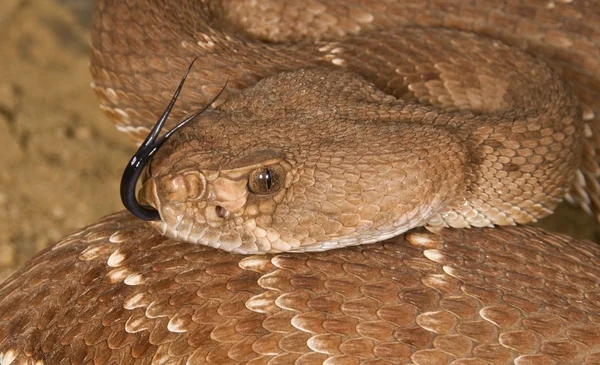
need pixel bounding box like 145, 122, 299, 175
215, 206, 228, 219
183, 171, 207, 200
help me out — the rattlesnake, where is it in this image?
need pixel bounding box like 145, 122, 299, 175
0, 0, 600, 363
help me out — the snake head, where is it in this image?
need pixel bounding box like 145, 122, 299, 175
129, 68, 467, 254
139, 143, 296, 253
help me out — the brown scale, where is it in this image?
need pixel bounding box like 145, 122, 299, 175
1, 0, 600, 363
0, 212, 598, 363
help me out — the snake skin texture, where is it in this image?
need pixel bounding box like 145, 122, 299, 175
89, 0, 600, 225
0, 0, 599, 364
90, 0, 599, 252
0, 212, 599, 364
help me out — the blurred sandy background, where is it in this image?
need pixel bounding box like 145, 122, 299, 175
0, 0, 134, 281
0, 0, 598, 282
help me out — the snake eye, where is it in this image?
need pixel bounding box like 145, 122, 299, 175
248, 165, 284, 195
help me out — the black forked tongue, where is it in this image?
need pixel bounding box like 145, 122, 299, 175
120, 57, 226, 221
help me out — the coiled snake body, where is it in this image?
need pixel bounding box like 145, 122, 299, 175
1, 0, 600, 363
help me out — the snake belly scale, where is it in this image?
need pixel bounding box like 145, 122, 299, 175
0, 0, 599, 364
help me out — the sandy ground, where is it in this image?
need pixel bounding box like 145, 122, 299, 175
0, 0, 134, 281
0, 0, 598, 282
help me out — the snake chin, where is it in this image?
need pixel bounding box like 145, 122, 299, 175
151, 217, 424, 254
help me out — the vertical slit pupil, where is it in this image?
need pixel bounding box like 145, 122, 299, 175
262, 168, 272, 191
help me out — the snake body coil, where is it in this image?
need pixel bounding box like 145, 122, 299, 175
0, 0, 600, 363
96, 0, 587, 253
